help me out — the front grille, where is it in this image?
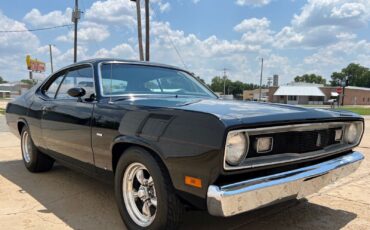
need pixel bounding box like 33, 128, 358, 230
247, 128, 340, 158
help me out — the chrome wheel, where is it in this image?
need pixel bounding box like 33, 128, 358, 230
21, 131, 32, 163
122, 162, 157, 227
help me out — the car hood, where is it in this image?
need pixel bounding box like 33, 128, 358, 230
120, 97, 361, 127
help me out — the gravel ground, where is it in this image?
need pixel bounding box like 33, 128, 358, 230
0, 115, 369, 230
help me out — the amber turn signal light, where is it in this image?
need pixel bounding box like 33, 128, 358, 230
185, 176, 202, 188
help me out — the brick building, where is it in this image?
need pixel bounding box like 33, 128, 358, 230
320, 86, 370, 105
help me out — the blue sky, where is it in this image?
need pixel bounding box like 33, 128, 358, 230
1, 0, 370, 85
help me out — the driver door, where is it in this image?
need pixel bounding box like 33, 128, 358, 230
41, 65, 96, 165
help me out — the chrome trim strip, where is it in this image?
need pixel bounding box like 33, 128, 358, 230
209, 151, 364, 217
223, 121, 364, 171
38, 63, 96, 100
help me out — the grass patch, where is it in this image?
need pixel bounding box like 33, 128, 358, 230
335, 106, 370, 115
0, 108, 5, 115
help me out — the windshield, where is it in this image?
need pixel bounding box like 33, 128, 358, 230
99, 63, 216, 98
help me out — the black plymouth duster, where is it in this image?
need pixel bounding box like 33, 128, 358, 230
5, 59, 364, 229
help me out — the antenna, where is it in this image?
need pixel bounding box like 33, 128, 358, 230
155, 11, 187, 69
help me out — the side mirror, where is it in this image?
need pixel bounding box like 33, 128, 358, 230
67, 87, 86, 98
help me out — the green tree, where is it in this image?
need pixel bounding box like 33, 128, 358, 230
210, 76, 232, 93
0, 76, 8, 84
294, 74, 326, 85
20, 79, 36, 85
330, 63, 370, 87
209, 76, 261, 96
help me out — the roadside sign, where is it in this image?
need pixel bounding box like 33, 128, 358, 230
26, 55, 45, 72
336, 87, 343, 94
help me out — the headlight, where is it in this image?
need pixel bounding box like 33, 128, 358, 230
345, 122, 363, 144
225, 132, 248, 166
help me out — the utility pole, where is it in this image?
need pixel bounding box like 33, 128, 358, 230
145, 0, 150, 61
222, 68, 228, 96
259, 58, 264, 101
131, 0, 144, 61
49, 44, 54, 73
341, 76, 348, 106
72, 0, 81, 63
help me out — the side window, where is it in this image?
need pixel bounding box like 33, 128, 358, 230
43, 72, 65, 98
56, 66, 94, 100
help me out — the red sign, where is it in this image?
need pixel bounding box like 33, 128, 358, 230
26, 55, 46, 72
336, 87, 342, 94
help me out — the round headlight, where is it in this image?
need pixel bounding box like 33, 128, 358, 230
225, 132, 248, 166
345, 123, 363, 144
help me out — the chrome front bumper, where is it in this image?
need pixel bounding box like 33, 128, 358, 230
207, 151, 364, 217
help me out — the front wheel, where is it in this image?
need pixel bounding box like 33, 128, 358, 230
115, 147, 183, 230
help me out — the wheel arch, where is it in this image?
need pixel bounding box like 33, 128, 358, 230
111, 137, 168, 175
17, 118, 28, 135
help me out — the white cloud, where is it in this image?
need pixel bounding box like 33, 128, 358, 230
158, 2, 171, 13
274, 0, 370, 49
192, 0, 201, 4
55, 46, 90, 65
304, 39, 370, 65
84, 0, 170, 25
331, 3, 366, 19
293, 0, 370, 28
85, 0, 136, 26
23, 8, 72, 27
234, 18, 274, 44
94, 43, 136, 59
56, 22, 110, 43
234, 17, 270, 32
0, 12, 41, 80
235, 0, 271, 7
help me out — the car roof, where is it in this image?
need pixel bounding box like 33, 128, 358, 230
63, 58, 187, 72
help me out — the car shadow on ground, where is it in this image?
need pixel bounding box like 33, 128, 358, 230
0, 160, 357, 230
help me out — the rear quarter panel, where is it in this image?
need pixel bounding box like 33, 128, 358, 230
5, 87, 36, 137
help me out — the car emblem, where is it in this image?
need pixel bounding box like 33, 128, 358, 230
316, 133, 321, 147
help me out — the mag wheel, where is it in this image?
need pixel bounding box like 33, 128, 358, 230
115, 147, 184, 230
123, 162, 157, 227
20, 125, 54, 172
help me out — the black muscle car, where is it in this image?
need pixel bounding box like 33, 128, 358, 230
6, 59, 365, 229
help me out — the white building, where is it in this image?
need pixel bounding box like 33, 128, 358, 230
271, 83, 325, 105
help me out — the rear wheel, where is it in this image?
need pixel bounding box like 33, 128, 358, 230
115, 147, 184, 230
21, 125, 54, 172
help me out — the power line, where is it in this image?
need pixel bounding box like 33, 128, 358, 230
0, 24, 73, 33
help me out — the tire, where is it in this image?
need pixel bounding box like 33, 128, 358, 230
115, 147, 184, 230
20, 125, 54, 172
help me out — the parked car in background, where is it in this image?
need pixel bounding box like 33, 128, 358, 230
5, 59, 365, 229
